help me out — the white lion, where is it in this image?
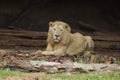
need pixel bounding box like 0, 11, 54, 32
35, 21, 94, 56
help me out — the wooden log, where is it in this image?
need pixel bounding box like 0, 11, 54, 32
0, 58, 119, 73
93, 31, 119, 36
0, 29, 47, 39
94, 41, 120, 50
0, 29, 47, 47
92, 35, 120, 42
0, 38, 47, 47
0, 29, 120, 50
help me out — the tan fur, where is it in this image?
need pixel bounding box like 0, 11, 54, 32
84, 36, 94, 51
38, 21, 94, 56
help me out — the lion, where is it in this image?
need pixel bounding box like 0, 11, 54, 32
35, 21, 94, 56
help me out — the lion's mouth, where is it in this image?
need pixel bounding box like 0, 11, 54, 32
54, 39, 59, 42
53, 37, 60, 42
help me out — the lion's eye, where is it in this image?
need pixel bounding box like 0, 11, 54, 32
60, 29, 63, 31
53, 28, 56, 30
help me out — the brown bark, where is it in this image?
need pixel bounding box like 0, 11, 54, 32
0, 29, 47, 47
0, 29, 47, 39
0, 37, 46, 47
0, 58, 119, 73
92, 35, 120, 42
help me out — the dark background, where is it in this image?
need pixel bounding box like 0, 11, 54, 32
0, 0, 120, 34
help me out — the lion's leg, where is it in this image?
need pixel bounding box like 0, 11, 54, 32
31, 43, 53, 55
84, 36, 94, 51
46, 43, 53, 51
42, 46, 66, 56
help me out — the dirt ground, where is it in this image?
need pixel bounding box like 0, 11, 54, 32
0, 48, 120, 80
0, 47, 119, 64
0, 73, 47, 80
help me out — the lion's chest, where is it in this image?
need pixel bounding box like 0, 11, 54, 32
52, 43, 63, 51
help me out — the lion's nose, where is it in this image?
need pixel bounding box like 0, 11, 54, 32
55, 35, 59, 37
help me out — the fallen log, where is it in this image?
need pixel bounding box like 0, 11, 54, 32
0, 29, 47, 39
0, 29, 47, 47
0, 29, 120, 50
0, 58, 119, 74
92, 35, 120, 42
0, 37, 46, 47
94, 41, 120, 50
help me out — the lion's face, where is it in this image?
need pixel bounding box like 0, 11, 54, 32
48, 21, 71, 42
50, 24, 65, 42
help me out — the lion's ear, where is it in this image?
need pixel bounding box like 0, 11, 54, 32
49, 22, 54, 27
65, 24, 71, 32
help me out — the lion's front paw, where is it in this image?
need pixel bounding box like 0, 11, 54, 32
31, 50, 42, 56
35, 50, 42, 54
41, 51, 48, 55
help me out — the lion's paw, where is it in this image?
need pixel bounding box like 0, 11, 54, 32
31, 50, 42, 56
41, 51, 48, 55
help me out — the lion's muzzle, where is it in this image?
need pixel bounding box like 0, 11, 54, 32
53, 35, 61, 42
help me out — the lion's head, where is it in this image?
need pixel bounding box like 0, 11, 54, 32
47, 21, 71, 43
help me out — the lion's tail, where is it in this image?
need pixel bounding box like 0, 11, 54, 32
84, 36, 94, 51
